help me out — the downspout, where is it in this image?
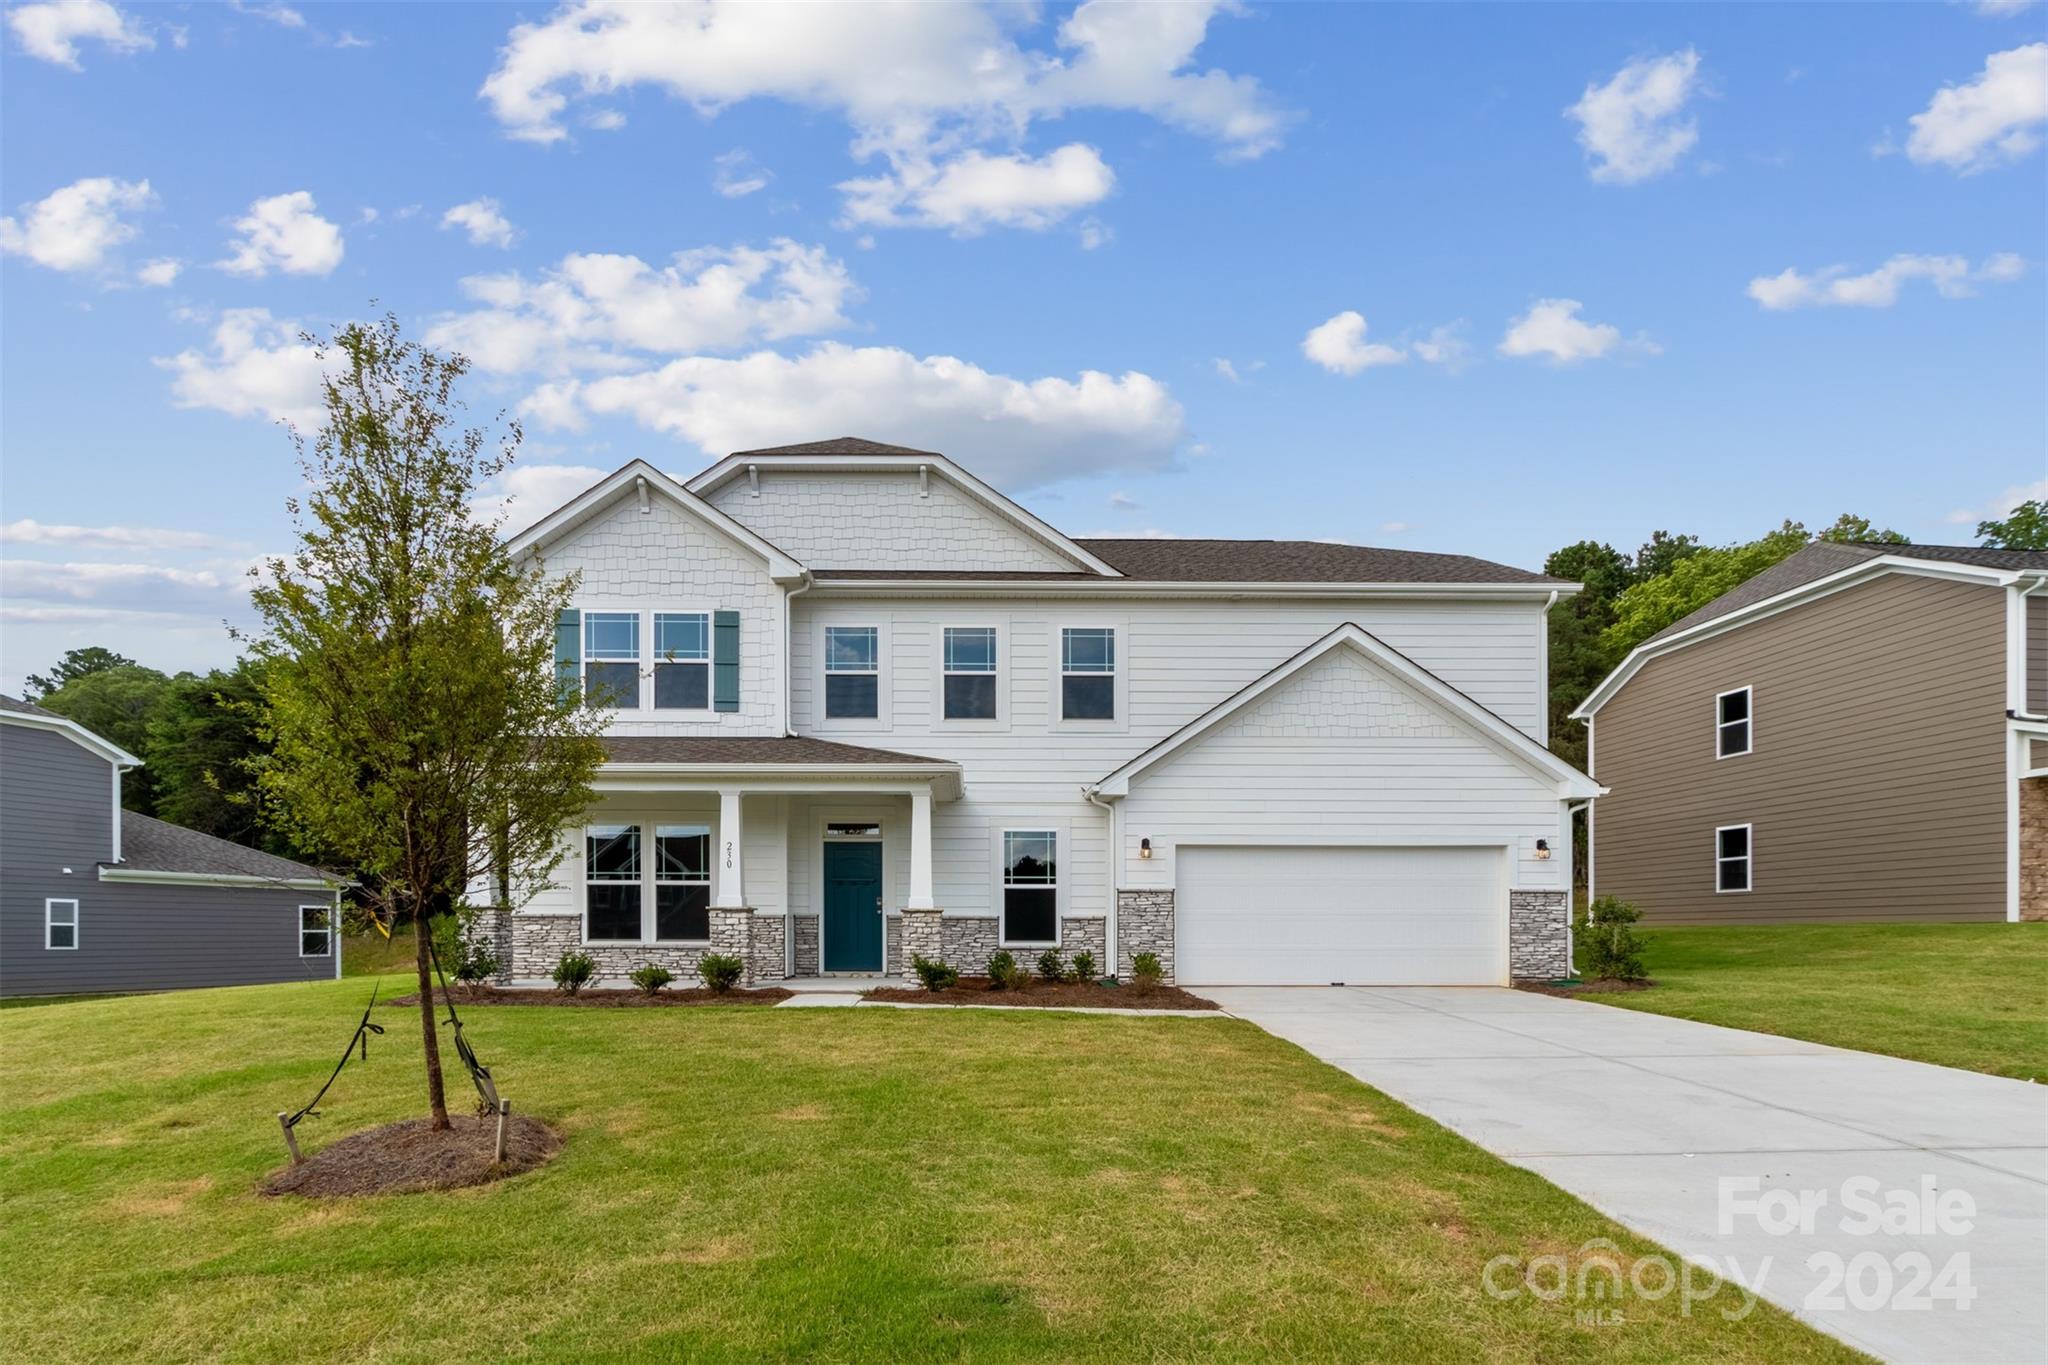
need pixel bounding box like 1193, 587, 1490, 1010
2013, 574, 2048, 722
781, 570, 815, 736
1538, 589, 1559, 747
1084, 786, 1119, 974
1564, 798, 1593, 975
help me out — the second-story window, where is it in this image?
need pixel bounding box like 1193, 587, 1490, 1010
825, 626, 880, 719
585, 612, 640, 709
1716, 687, 1752, 758
655, 612, 711, 710
943, 627, 997, 720
1061, 627, 1116, 720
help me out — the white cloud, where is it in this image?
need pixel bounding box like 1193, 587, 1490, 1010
584, 108, 625, 130
441, 197, 519, 248
1945, 477, 2048, 524
229, 0, 304, 27
135, 256, 181, 287
1499, 298, 1655, 363
1904, 43, 2048, 172
479, 0, 1285, 229
712, 149, 770, 198
521, 341, 1185, 490
1212, 358, 1240, 382
1974, 0, 2039, 14
473, 463, 611, 535
155, 308, 327, 427
1411, 322, 1473, 370
1566, 49, 1703, 184
0, 558, 251, 618
6, 0, 152, 69
1301, 310, 1406, 375
1077, 216, 1113, 250
1107, 491, 1141, 511
1378, 520, 1412, 535
1, 519, 227, 552
0, 176, 155, 273
426, 239, 858, 375
216, 190, 344, 277
1747, 252, 2028, 309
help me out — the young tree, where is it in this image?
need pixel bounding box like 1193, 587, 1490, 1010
246, 314, 606, 1129
1978, 499, 2048, 550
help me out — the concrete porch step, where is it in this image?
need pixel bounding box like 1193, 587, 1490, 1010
772, 975, 894, 993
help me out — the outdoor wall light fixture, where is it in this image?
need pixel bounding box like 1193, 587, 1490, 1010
1534, 839, 1551, 860
1139, 838, 1153, 859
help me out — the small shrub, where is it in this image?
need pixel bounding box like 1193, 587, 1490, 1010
698, 953, 745, 993
431, 906, 501, 984
986, 950, 1032, 990
911, 954, 958, 992
1576, 896, 1648, 981
1130, 951, 1163, 991
1035, 949, 1068, 984
629, 963, 674, 995
1070, 950, 1097, 982
552, 950, 596, 995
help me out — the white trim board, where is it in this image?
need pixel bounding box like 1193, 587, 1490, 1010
0, 708, 143, 768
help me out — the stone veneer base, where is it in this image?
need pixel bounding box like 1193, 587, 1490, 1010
1508, 889, 1572, 980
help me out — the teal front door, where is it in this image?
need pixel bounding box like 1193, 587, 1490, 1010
822, 841, 884, 972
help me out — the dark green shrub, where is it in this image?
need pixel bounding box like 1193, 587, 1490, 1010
1576, 896, 1648, 981
1035, 949, 1068, 983
911, 954, 958, 992
552, 950, 596, 994
629, 963, 674, 995
698, 953, 745, 993
1130, 951, 1163, 990
1070, 950, 1097, 982
431, 906, 500, 984
986, 950, 1031, 990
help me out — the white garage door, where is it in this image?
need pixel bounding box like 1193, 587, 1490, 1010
1176, 845, 1508, 986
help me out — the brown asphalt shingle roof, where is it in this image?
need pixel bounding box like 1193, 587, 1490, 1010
115, 811, 337, 883
601, 735, 952, 765
730, 437, 942, 458
804, 542, 1561, 586
0, 693, 61, 717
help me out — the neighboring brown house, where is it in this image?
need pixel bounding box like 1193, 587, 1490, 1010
1572, 543, 2048, 924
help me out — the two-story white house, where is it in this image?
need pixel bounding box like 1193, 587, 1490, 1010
477, 437, 1600, 989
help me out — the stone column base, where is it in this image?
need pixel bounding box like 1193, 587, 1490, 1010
1509, 889, 1571, 980
1116, 889, 1176, 985
709, 906, 757, 984
900, 907, 943, 981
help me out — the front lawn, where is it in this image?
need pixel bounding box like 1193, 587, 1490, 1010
1578, 923, 2048, 1081
0, 977, 1857, 1363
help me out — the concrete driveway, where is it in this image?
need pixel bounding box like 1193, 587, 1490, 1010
1200, 986, 2048, 1364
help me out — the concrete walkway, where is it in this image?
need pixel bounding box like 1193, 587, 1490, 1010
1199, 986, 2048, 1364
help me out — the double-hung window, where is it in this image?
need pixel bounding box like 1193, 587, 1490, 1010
824, 626, 880, 719
654, 612, 711, 710
655, 824, 712, 940
584, 612, 641, 710
943, 627, 997, 720
1061, 627, 1115, 720
1716, 687, 1752, 759
586, 824, 643, 940
300, 904, 333, 957
1001, 830, 1058, 943
1715, 824, 1752, 893
45, 898, 78, 950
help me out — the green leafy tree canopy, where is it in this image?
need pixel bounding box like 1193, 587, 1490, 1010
1978, 499, 2048, 550
1602, 521, 1812, 662
25, 646, 142, 701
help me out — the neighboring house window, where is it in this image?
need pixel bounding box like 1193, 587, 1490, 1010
45, 898, 78, 950
1061, 627, 1115, 720
655, 824, 712, 941
1001, 830, 1058, 943
825, 626, 880, 719
1716, 824, 1752, 893
654, 612, 711, 710
585, 612, 641, 709
586, 824, 643, 940
300, 905, 333, 957
943, 627, 998, 720
1716, 687, 1752, 759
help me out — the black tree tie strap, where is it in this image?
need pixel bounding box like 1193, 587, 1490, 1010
427, 932, 500, 1114
284, 979, 386, 1129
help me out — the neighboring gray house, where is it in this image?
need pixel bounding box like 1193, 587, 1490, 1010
0, 694, 344, 997
1573, 543, 2048, 924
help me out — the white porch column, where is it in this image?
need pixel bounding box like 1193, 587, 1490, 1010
715, 786, 745, 908
907, 784, 936, 911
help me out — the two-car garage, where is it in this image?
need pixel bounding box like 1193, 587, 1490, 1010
1173, 845, 1510, 986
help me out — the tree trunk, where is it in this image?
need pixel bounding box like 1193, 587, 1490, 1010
414, 893, 451, 1130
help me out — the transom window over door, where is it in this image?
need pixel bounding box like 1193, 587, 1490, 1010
1061, 628, 1115, 720
1716, 824, 1752, 893
584, 613, 640, 709
586, 824, 642, 940
1716, 687, 1752, 758
655, 613, 710, 710
656, 824, 711, 940
1002, 830, 1058, 943
825, 626, 880, 719
943, 627, 997, 720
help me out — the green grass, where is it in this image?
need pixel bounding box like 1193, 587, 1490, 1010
342, 923, 418, 977
0, 977, 1858, 1363
1580, 923, 2048, 1081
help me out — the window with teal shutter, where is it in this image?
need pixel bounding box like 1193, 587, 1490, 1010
713, 610, 740, 712
554, 608, 581, 702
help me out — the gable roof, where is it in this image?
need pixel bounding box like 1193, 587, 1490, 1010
1090, 622, 1602, 799
1574, 542, 2048, 718
731, 436, 941, 459
503, 459, 806, 580
0, 692, 143, 767
110, 811, 339, 886
1076, 538, 1564, 586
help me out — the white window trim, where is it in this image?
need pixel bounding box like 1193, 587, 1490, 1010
996, 826, 1063, 948
651, 822, 714, 944
1715, 823, 1752, 895
583, 609, 643, 712
298, 903, 333, 957
651, 610, 715, 714
1715, 685, 1753, 760
813, 616, 891, 730
581, 812, 722, 945
576, 603, 727, 716
937, 620, 1008, 728
45, 897, 78, 950
1051, 620, 1127, 732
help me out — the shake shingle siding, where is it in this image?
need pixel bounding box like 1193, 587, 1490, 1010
1593, 573, 2008, 924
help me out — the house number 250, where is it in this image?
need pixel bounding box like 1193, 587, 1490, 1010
724, 840, 734, 869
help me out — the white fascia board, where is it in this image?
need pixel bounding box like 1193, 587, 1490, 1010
1091, 621, 1603, 800
685, 451, 1124, 578
1571, 557, 2021, 721
0, 711, 143, 768
504, 459, 806, 581
595, 762, 962, 800
806, 579, 1574, 601
99, 866, 344, 891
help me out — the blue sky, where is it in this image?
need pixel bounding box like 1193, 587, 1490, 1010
2, 0, 2044, 691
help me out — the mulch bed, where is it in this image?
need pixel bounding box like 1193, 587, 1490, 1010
384, 985, 792, 1008
864, 977, 1218, 1011
1516, 978, 1656, 996
260, 1112, 561, 1198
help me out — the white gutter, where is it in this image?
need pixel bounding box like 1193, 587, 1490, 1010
807, 579, 1577, 602
99, 867, 343, 891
